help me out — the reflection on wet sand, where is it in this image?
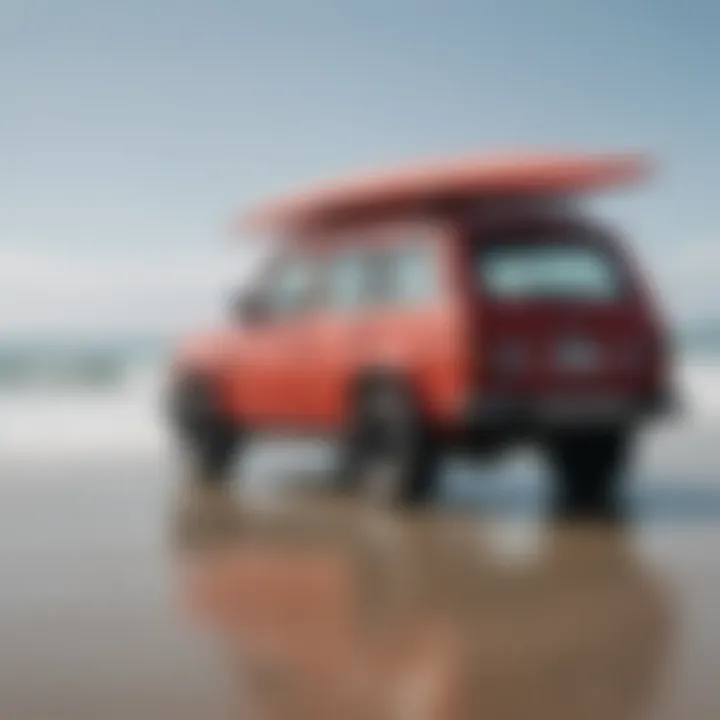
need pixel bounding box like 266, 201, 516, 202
172, 483, 673, 720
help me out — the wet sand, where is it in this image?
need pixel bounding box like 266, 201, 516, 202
1, 430, 720, 719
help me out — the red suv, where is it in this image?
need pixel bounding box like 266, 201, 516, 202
169, 153, 673, 515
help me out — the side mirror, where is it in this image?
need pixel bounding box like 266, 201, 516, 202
230, 289, 267, 325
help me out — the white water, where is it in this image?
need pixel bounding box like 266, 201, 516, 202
0, 367, 168, 463
676, 361, 720, 420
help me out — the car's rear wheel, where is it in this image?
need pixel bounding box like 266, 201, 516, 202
337, 379, 441, 506
170, 375, 241, 482
545, 427, 631, 520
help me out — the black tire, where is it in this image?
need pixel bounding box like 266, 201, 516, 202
170, 374, 241, 482
189, 418, 239, 480
337, 379, 442, 506
545, 427, 632, 521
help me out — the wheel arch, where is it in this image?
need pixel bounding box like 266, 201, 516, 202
345, 365, 425, 418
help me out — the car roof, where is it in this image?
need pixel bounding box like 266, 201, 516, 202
237, 151, 650, 236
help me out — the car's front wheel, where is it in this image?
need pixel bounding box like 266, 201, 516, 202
169, 374, 241, 482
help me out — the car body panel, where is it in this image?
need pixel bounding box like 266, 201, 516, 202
170, 152, 669, 438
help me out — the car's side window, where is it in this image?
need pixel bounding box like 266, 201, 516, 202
392, 242, 439, 304
264, 254, 318, 318
324, 239, 439, 312
368, 241, 439, 306
326, 250, 368, 310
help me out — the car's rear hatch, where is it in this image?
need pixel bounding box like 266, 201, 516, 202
471, 220, 663, 403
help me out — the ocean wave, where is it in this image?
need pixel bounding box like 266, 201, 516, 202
677, 361, 720, 419
0, 345, 163, 391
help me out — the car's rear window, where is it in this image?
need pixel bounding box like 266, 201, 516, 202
476, 238, 624, 301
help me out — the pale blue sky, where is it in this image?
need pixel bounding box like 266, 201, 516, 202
2, 0, 718, 333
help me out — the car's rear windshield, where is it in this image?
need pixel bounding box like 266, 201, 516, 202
476, 236, 624, 302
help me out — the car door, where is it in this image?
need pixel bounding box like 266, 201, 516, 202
297, 233, 452, 428
235, 252, 317, 426
291, 246, 368, 428
357, 238, 452, 411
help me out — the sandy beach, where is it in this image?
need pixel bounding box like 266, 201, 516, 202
1, 378, 719, 719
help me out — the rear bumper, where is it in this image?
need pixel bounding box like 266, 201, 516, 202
458, 386, 679, 432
